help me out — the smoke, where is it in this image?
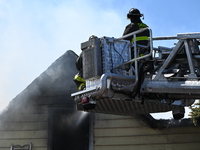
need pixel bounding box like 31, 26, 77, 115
0, 0, 129, 112
3, 0, 197, 117
58, 111, 89, 131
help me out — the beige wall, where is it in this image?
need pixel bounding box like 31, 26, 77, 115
94, 113, 200, 150
0, 105, 48, 150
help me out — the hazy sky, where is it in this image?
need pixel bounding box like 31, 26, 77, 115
0, 0, 200, 118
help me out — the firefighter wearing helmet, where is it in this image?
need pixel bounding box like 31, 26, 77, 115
123, 8, 151, 63
123, 8, 152, 96
123, 8, 149, 48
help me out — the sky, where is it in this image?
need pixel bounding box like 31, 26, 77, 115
0, 0, 200, 118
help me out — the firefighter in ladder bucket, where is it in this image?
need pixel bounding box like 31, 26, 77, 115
74, 8, 152, 92
123, 8, 153, 96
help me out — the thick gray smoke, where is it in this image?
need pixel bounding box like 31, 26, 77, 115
1, 50, 78, 113
0, 51, 90, 149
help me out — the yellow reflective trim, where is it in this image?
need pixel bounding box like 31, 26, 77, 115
139, 54, 144, 57
136, 36, 149, 41
131, 36, 149, 43
137, 23, 148, 29
131, 54, 144, 64
74, 74, 85, 83
78, 82, 86, 91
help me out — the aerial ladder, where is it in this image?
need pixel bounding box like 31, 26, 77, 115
71, 28, 200, 119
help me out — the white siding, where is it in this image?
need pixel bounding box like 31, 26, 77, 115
94, 113, 200, 150
0, 105, 48, 150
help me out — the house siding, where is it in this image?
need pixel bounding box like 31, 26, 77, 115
0, 104, 48, 150
94, 113, 200, 150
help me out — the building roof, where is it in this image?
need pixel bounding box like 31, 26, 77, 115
5, 50, 78, 113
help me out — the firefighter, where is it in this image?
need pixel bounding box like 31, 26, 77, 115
123, 8, 150, 57
73, 52, 86, 91
74, 35, 99, 91
123, 8, 152, 96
